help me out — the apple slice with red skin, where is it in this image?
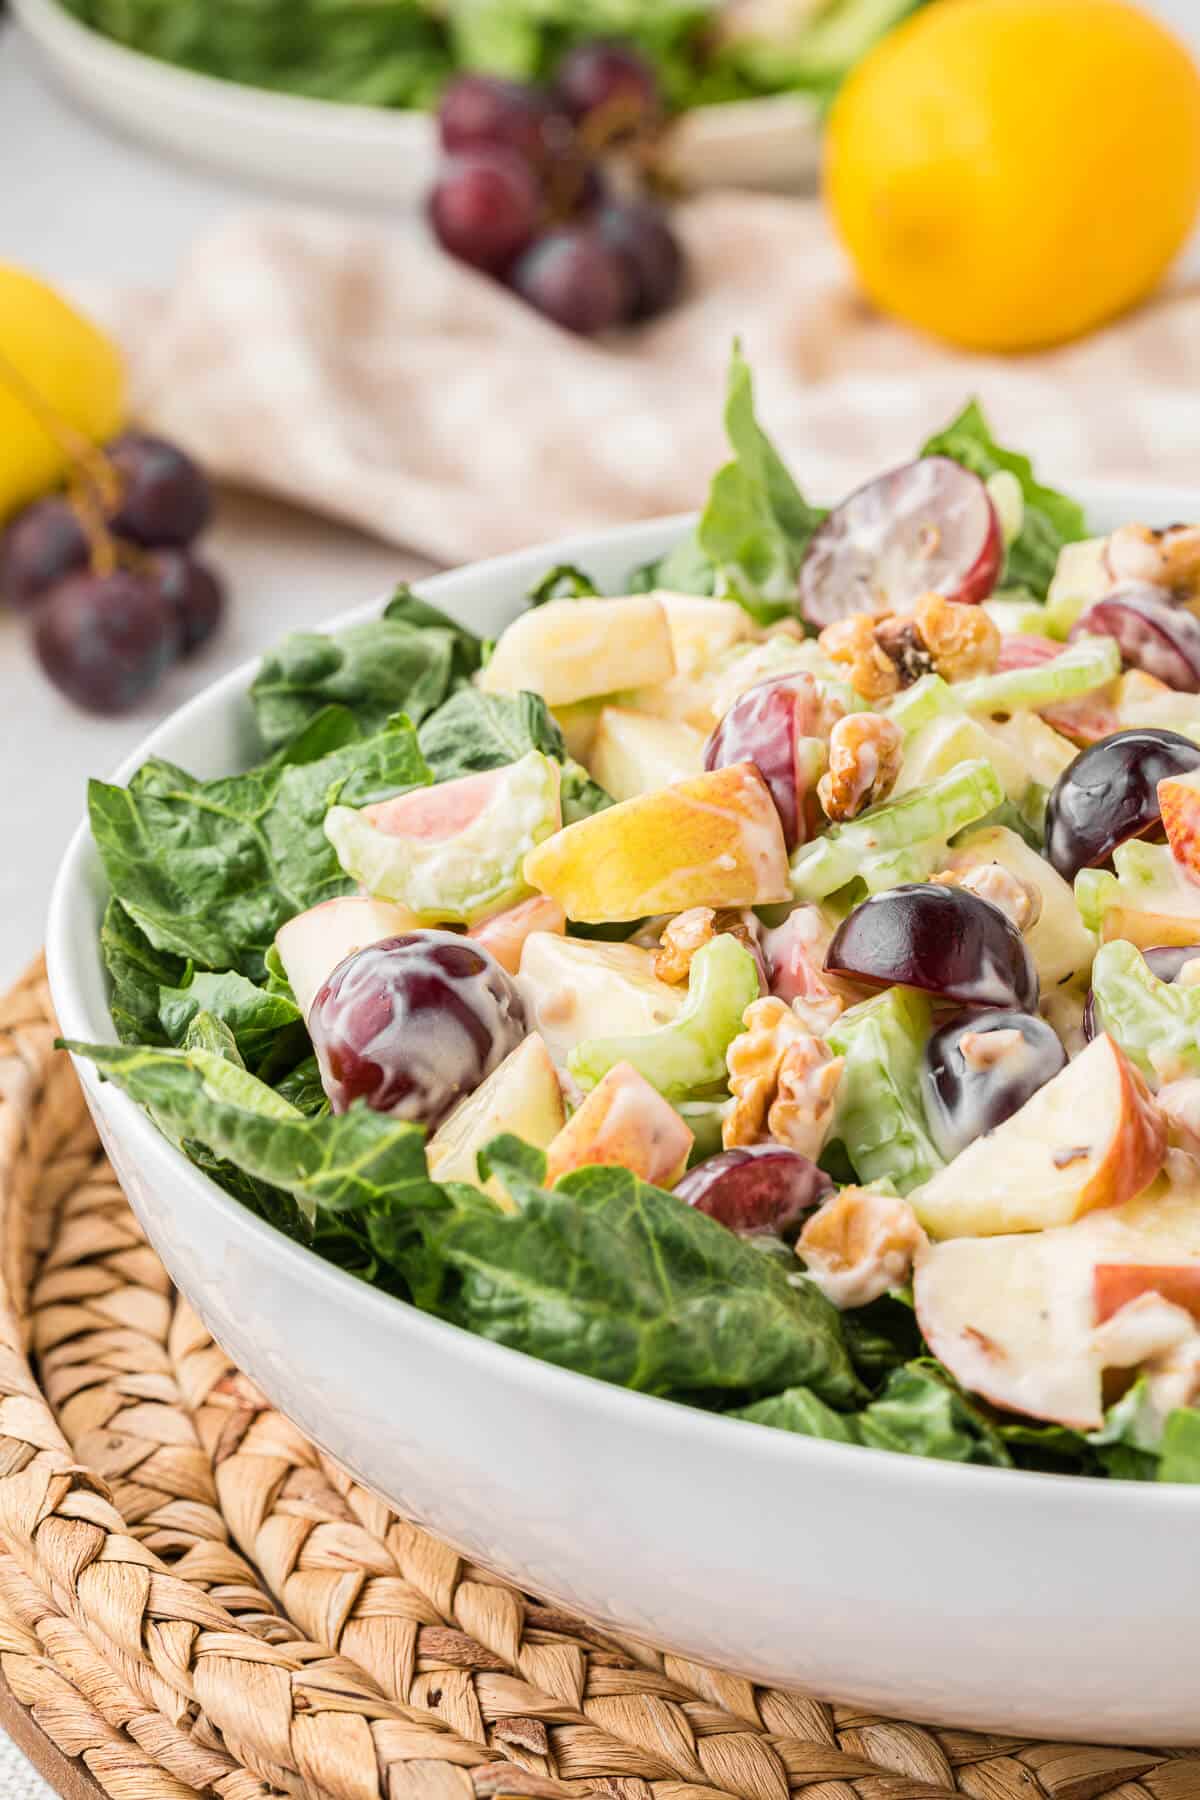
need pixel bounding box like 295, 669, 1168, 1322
1094, 1263, 1200, 1325
1158, 767, 1200, 881
545, 1062, 693, 1189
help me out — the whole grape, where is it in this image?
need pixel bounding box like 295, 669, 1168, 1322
429, 151, 542, 273
33, 569, 176, 713
151, 550, 225, 656
510, 227, 633, 333
0, 495, 89, 610
437, 74, 574, 173
106, 432, 213, 546
593, 198, 684, 319
309, 931, 527, 1127
555, 42, 661, 138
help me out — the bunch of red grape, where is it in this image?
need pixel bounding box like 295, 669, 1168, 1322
0, 432, 224, 715
429, 45, 686, 334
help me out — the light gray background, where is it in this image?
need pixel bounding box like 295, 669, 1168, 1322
0, 5, 1199, 1790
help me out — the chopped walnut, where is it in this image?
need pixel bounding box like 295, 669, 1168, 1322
797, 1186, 927, 1310
817, 614, 901, 702
654, 907, 763, 987
872, 615, 934, 685
912, 591, 1001, 682
724, 996, 842, 1158
817, 712, 903, 823
1105, 523, 1200, 597
934, 861, 1042, 932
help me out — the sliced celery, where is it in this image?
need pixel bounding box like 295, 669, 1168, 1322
1089, 939, 1200, 1085
790, 759, 1004, 901
886, 673, 959, 736
955, 635, 1120, 716
827, 987, 944, 1194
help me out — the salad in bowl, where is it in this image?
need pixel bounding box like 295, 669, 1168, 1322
65, 349, 1200, 1486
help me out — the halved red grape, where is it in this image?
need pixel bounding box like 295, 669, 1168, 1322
798, 457, 1002, 627
33, 569, 176, 713
1070, 587, 1200, 693
0, 496, 89, 610
1084, 944, 1200, 1039
437, 73, 573, 171
309, 931, 526, 1127
151, 550, 225, 656
429, 150, 541, 273
703, 672, 830, 849
592, 198, 684, 320
106, 432, 213, 546
825, 883, 1038, 1011
555, 41, 660, 138
1044, 728, 1200, 882
510, 227, 634, 333
674, 1146, 832, 1240
922, 1007, 1067, 1160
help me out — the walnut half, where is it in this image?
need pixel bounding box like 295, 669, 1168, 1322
653, 907, 762, 986
817, 712, 903, 823
724, 996, 842, 1160
797, 1186, 927, 1310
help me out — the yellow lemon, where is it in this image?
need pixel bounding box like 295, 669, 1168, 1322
825, 0, 1200, 351
0, 265, 125, 523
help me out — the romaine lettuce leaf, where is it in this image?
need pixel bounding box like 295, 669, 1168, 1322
158, 968, 306, 1076
417, 687, 611, 822
922, 399, 1088, 598
736, 1362, 1010, 1465
89, 711, 431, 979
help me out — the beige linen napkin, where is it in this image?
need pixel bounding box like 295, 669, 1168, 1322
91, 195, 1200, 566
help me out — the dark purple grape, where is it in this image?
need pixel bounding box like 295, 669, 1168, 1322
1044, 728, 1200, 882
437, 73, 574, 171
921, 1007, 1067, 1160
592, 199, 684, 319
0, 496, 89, 610
510, 227, 634, 333
555, 41, 660, 138
309, 931, 526, 1127
674, 1146, 833, 1240
798, 458, 1002, 627
106, 432, 213, 546
1069, 587, 1200, 692
429, 151, 541, 272
825, 883, 1038, 1012
151, 550, 225, 656
33, 569, 176, 713
1084, 944, 1200, 1039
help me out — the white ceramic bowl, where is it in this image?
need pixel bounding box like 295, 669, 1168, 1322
48, 491, 1200, 1747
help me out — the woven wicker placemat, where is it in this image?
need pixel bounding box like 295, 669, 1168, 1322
0, 956, 1196, 1800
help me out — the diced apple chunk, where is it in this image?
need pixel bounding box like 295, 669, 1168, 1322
545, 1062, 693, 1188
1094, 1263, 1200, 1325
517, 933, 685, 1066
274, 896, 419, 1021
915, 1180, 1200, 1429
945, 825, 1096, 988
657, 592, 753, 676
479, 594, 675, 708
1159, 767, 1200, 881
426, 1033, 565, 1208
589, 707, 706, 801
909, 1033, 1166, 1239
469, 894, 565, 974
524, 762, 790, 923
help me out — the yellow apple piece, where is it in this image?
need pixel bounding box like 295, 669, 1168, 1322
426, 1033, 565, 1208
523, 762, 790, 923
1159, 767, 1200, 881
915, 1179, 1200, 1429
909, 1033, 1166, 1240
479, 594, 675, 708
589, 706, 706, 801
517, 933, 685, 1066
274, 895, 420, 1020
979, 712, 1078, 790
945, 824, 1096, 988
545, 1062, 693, 1189
469, 894, 565, 974
657, 592, 753, 676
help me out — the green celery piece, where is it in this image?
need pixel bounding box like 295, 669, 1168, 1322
790, 759, 1003, 901
1089, 939, 1200, 1084
325, 748, 562, 925
569, 934, 760, 1100
954, 635, 1120, 715
1076, 838, 1200, 933
827, 987, 944, 1194
855, 841, 945, 896
886, 674, 960, 736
